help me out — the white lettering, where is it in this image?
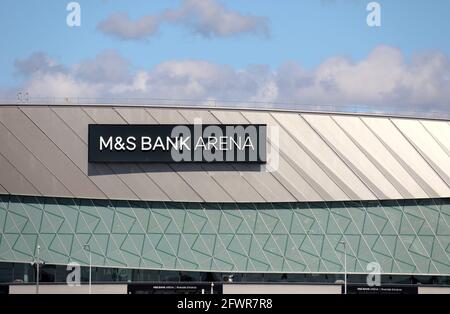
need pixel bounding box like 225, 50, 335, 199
99, 136, 113, 151
126, 136, 136, 151
141, 136, 152, 150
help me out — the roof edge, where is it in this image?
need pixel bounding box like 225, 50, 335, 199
1, 102, 449, 122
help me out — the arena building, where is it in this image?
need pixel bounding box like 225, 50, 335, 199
0, 103, 449, 294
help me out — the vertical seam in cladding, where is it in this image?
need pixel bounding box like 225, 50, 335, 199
390, 119, 449, 192
331, 116, 407, 198
360, 118, 435, 199
0, 112, 74, 198
19, 106, 108, 199
112, 107, 173, 200
143, 108, 206, 202
271, 113, 356, 200
300, 115, 379, 200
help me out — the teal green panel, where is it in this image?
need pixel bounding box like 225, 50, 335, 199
272, 209, 292, 234
183, 211, 205, 234
0, 195, 8, 210
440, 202, 450, 216
15, 234, 38, 258
112, 211, 135, 234
0, 207, 6, 234
0, 194, 449, 274
141, 235, 163, 267
393, 237, 416, 269
4, 211, 28, 234
218, 212, 238, 234
150, 209, 172, 233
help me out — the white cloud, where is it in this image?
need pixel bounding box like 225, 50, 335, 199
98, 13, 161, 40
97, 0, 269, 40
11, 46, 450, 114
14, 52, 67, 75
74, 50, 132, 83
24, 72, 102, 98
164, 0, 269, 38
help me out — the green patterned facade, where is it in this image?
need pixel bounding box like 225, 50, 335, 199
0, 194, 449, 275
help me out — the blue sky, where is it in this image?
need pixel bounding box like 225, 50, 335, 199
1, 0, 449, 113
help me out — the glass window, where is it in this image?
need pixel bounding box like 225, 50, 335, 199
140, 269, 160, 282
40, 264, 56, 283
13, 263, 34, 283
243, 273, 264, 282
160, 270, 179, 281
0, 263, 13, 283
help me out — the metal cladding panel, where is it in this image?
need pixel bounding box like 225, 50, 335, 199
0, 104, 448, 202
0, 118, 72, 197
332, 115, 427, 199
272, 113, 375, 200
241, 111, 336, 201
210, 110, 297, 202
177, 109, 267, 202
0, 153, 39, 195
51, 107, 139, 199
362, 116, 449, 198
421, 120, 450, 155
303, 114, 403, 200
392, 118, 450, 186
0, 195, 449, 275
82, 107, 170, 201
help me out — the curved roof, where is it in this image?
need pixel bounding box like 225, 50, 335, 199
0, 104, 449, 202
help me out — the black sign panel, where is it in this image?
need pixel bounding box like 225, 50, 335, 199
88, 124, 266, 163
127, 283, 223, 294
345, 284, 418, 294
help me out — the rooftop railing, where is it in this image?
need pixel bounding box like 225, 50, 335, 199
0, 95, 449, 120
